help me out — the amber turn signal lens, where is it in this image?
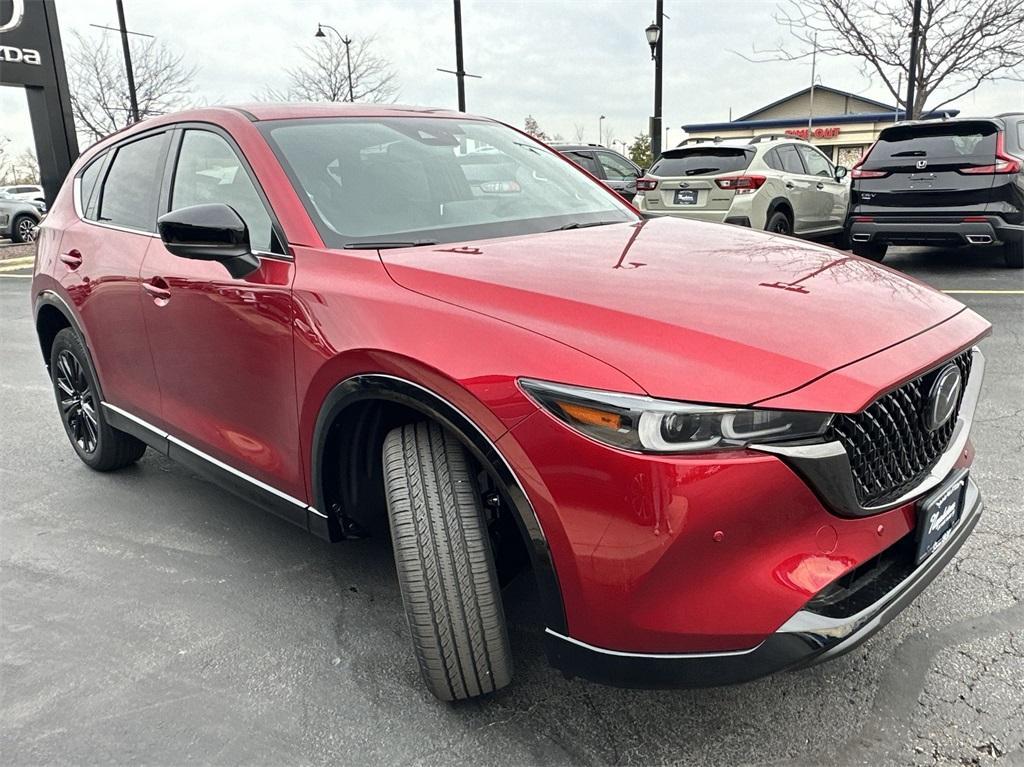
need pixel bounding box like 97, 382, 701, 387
557, 401, 622, 431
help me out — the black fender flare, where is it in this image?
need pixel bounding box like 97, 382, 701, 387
33, 289, 107, 402
764, 196, 794, 228
311, 373, 567, 634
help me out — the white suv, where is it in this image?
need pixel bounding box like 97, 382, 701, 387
632, 136, 850, 240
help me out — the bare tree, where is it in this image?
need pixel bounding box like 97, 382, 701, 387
262, 35, 398, 103
523, 115, 550, 141
68, 30, 197, 142
744, 0, 1024, 117
602, 125, 616, 147
573, 122, 587, 143
0, 136, 13, 185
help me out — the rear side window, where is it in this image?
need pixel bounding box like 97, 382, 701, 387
763, 149, 783, 171
775, 144, 806, 174
563, 151, 602, 176
866, 122, 997, 168
98, 132, 170, 231
651, 148, 752, 177
596, 152, 637, 180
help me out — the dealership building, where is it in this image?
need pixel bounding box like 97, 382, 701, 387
681, 85, 958, 168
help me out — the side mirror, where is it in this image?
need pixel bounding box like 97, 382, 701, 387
157, 203, 260, 279
834, 165, 849, 181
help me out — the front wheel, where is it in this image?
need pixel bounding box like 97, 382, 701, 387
382, 421, 513, 701
852, 241, 888, 262
50, 328, 146, 471
1005, 239, 1023, 269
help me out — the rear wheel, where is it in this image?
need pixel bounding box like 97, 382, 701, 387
1005, 239, 1023, 269
50, 328, 146, 471
382, 421, 512, 701
765, 210, 792, 236
852, 241, 888, 262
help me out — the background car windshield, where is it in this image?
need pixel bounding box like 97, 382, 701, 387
651, 148, 752, 177
261, 117, 635, 247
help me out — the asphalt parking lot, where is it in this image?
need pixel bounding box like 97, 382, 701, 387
1, 243, 1022, 766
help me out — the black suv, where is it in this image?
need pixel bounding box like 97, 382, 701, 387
847, 113, 1023, 268
552, 144, 642, 201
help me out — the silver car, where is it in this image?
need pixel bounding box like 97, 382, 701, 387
0, 198, 42, 243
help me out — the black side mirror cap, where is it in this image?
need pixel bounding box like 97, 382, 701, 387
157, 203, 260, 279
834, 165, 849, 181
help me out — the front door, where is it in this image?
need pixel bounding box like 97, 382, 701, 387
138, 127, 304, 500
796, 145, 845, 231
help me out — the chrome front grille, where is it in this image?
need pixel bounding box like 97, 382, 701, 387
827, 351, 973, 507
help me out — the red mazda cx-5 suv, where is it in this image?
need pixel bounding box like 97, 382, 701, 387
33, 105, 990, 701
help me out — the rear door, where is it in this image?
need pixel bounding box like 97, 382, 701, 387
641, 146, 753, 214
853, 120, 1000, 217
774, 144, 815, 232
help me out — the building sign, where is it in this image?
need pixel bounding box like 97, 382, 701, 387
0, 0, 79, 206
784, 126, 842, 140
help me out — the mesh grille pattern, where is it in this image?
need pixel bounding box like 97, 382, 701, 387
827, 351, 972, 507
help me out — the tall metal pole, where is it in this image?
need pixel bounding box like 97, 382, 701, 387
343, 37, 354, 101
115, 0, 139, 123
807, 32, 817, 138
906, 0, 922, 119
453, 0, 466, 111
651, 0, 664, 160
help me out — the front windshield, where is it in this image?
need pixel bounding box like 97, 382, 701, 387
260, 116, 636, 247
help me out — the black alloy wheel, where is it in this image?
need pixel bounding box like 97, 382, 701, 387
766, 211, 791, 235
55, 349, 99, 454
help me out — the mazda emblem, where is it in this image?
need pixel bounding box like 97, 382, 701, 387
924, 364, 962, 431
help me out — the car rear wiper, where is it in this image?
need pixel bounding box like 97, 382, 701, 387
343, 240, 439, 249
553, 221, 622, 231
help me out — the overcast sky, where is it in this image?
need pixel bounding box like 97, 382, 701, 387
2, 0, 1022, 156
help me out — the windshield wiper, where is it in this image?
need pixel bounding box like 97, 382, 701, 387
343, 240, 439, 250
553, 221, 622, 231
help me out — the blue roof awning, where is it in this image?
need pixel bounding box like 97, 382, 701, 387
682, 109, 960, 133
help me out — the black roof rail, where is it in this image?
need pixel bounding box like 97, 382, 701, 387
747, 133, 796, 144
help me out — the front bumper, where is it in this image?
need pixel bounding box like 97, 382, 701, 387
545, 476, 982, 688
849, 215, 1024, 247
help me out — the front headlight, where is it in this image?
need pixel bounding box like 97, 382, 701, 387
519, 379, 832, 454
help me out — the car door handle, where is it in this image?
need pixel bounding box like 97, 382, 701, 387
816, 182, 826, 190
59, 249, 82, 269
142, 279, 171, 302
785, 182, 796, 189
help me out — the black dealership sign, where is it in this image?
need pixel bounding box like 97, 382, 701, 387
1, 0, 79, 206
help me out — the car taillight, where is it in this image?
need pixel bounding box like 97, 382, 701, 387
715, 175, 766, 194
850, 143, 888, 178
636, 178, 658, 191
959, 132, 1022, 175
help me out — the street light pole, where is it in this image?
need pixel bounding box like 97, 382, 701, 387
315, 23, 354, 102
115, 0, 139, 123
599, 115, 606, 145
436, 0, 481, 112
906, 0, 922, 119
646, 1, 664, 160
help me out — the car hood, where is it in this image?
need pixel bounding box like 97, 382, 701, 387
380, 217, 966, 405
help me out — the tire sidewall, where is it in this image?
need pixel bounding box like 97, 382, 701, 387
12, 215, 37, 244
50, 329, 109, 468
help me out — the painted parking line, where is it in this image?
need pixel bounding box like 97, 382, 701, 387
0, 256, 35, 271
0, 273, 32, 279
941, 290, 1024, 295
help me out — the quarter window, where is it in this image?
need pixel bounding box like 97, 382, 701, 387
797, 145, 834, 177
98, 132, 169, 232
763, 149, 783, 171
171, 130, 274, 253
78, 157, 104, 219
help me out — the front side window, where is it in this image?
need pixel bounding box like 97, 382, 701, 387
261, 117, 635, 247
597, 152, 637, 181
171, 130, 274, 252
98, 132, 169, 232
564, 151, 602, 176
797, 146, 833, 177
